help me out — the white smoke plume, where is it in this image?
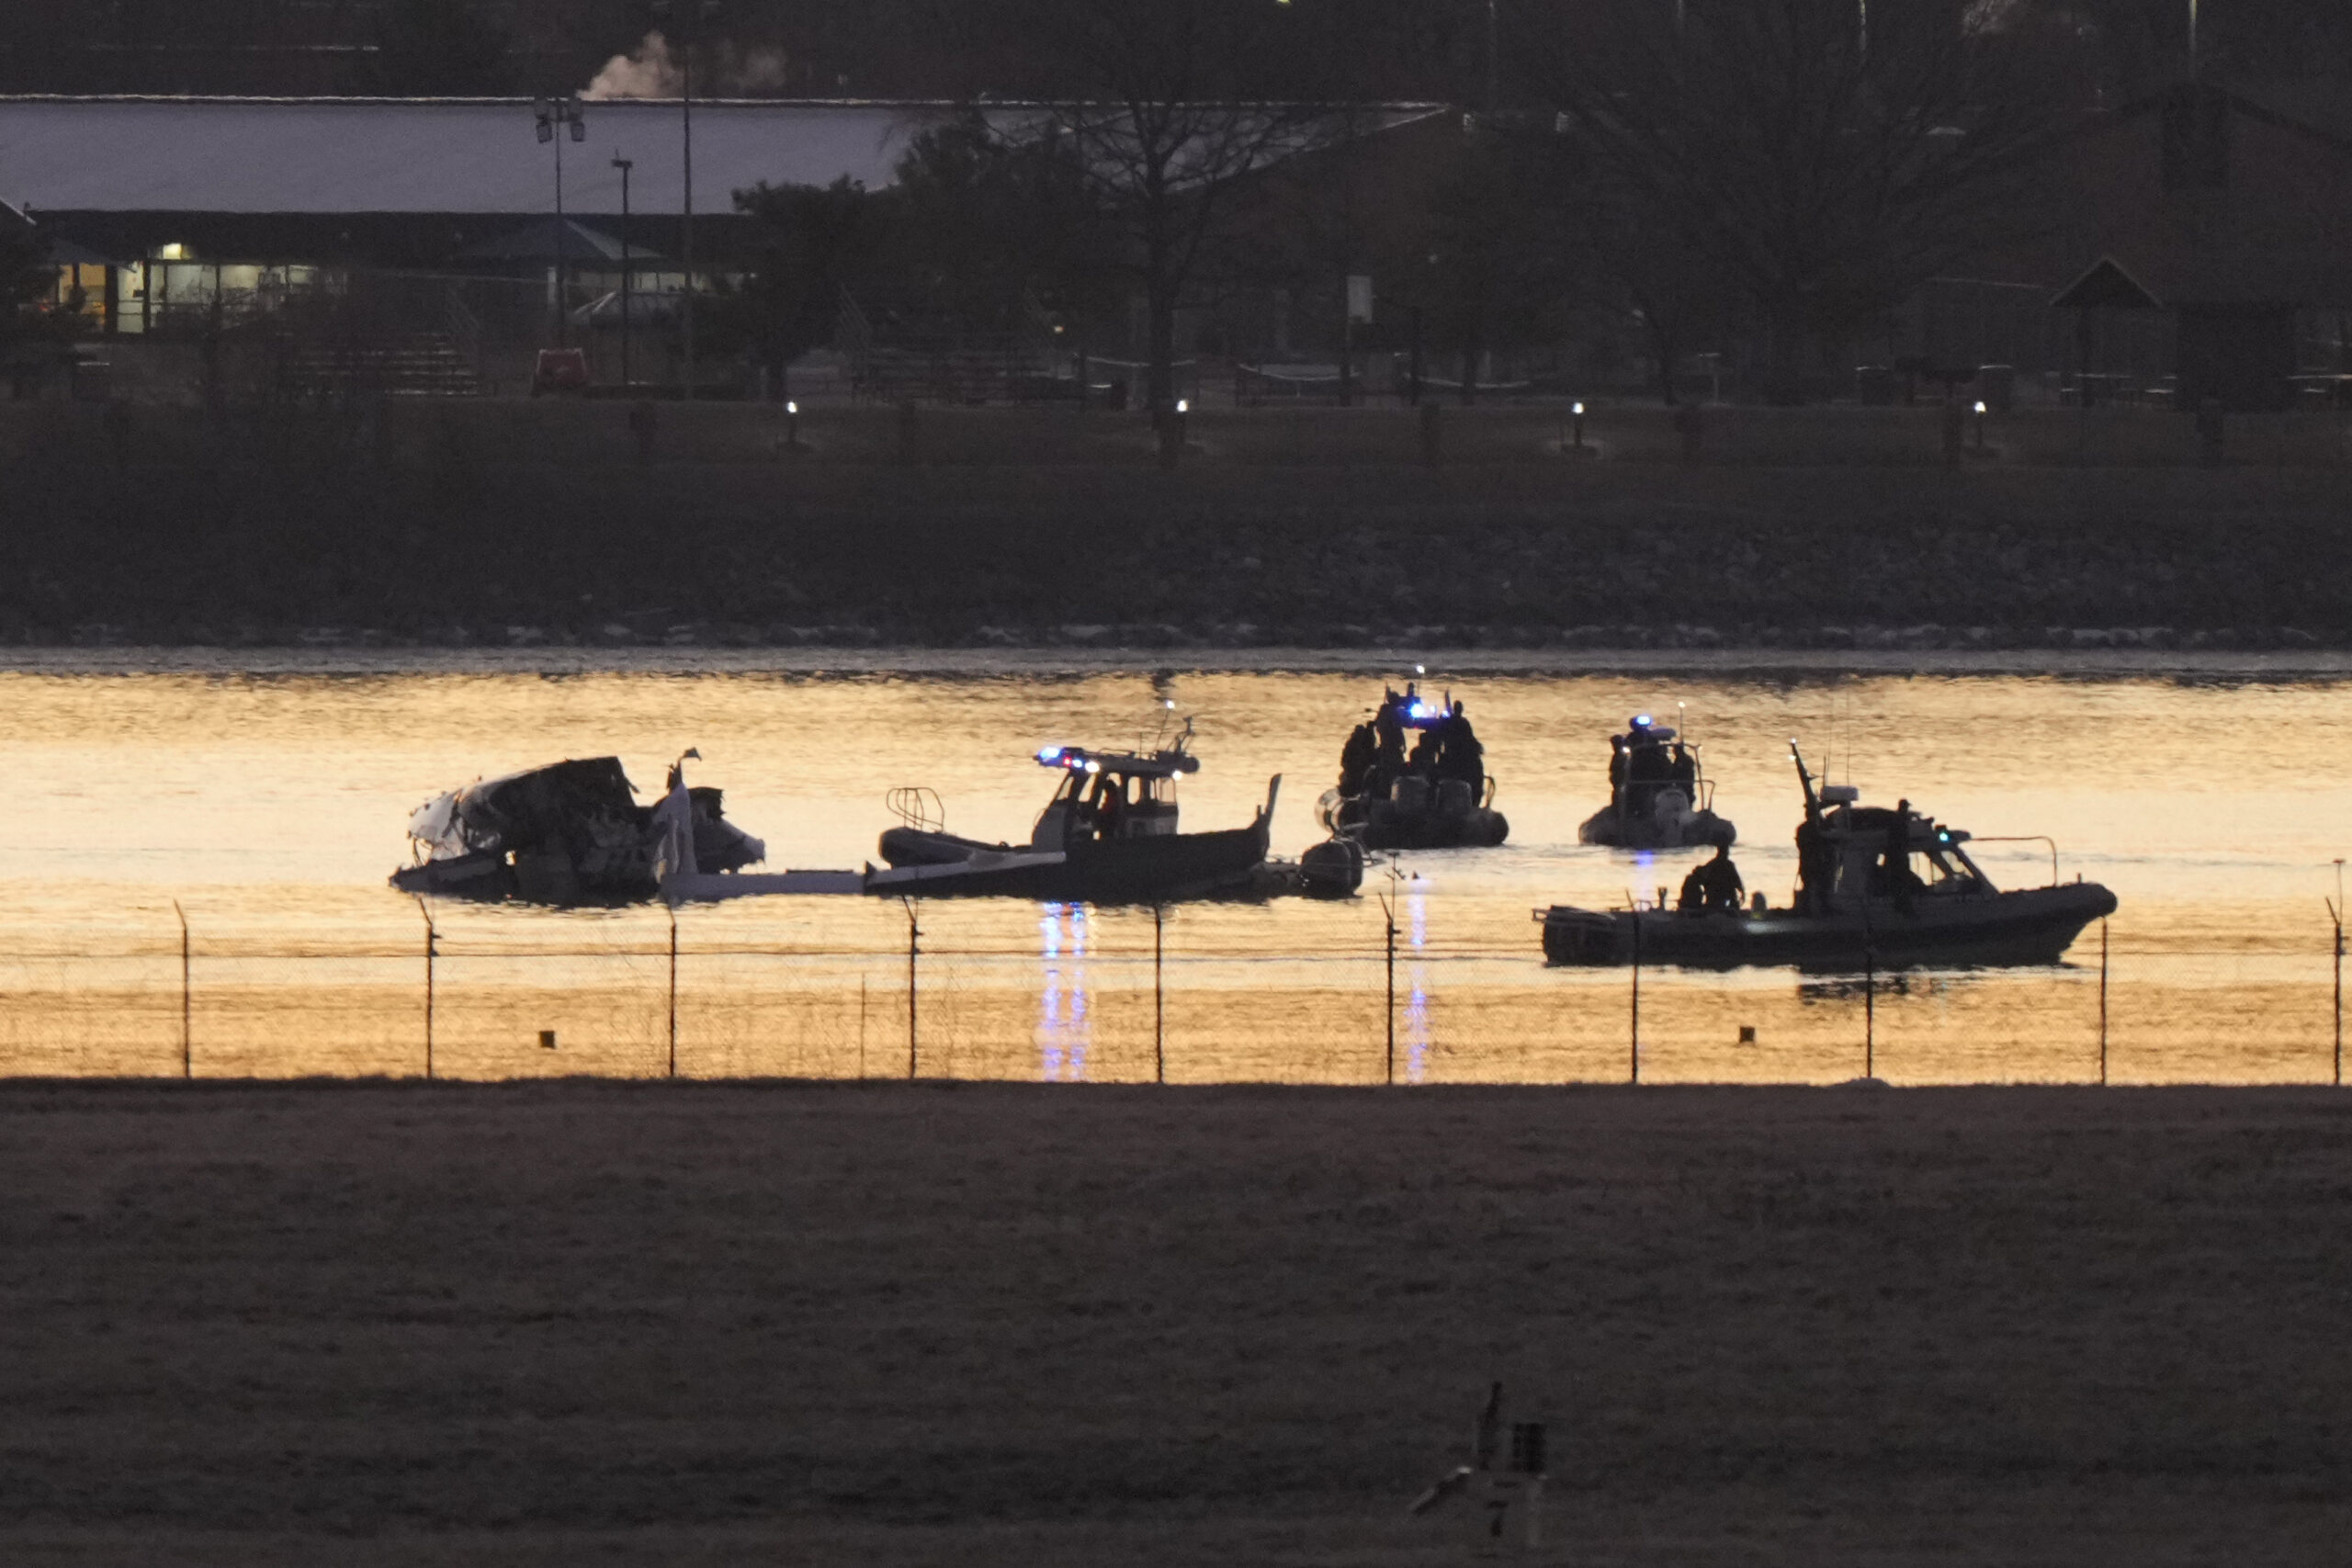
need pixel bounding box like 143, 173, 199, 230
584, 31, 796, 100
585, 32, 683, 99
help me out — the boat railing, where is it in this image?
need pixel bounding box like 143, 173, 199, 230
888, 786, 945, 834
1968, 835, 2060, 886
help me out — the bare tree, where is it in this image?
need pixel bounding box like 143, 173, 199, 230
956, 0, 1348, 410
1513, 0, 2082, 400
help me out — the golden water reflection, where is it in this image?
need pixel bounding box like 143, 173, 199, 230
0, 659, 2346, 1085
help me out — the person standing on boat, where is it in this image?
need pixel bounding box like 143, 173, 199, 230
1340, 719, 1377, 798
1669, 741, 1697, 795
1795, 817, 1836, 914
1371, 695, 1408, 797
1408, 717, 1443, 779
1883, 799, 1919, 915
1624, 720, 1669, 815
1441, 700, 1485, 788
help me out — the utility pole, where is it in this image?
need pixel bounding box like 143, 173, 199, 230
653, 1, 720, 399
613, 153, 633, 387
1485, 0, 1499, 112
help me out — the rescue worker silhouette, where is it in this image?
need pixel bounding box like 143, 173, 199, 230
1339, 720, 1376, 797
1408, 719, 1443, 779
1882, 797, 1921, 915
1795, 817, 1836, 915
1669, 742, 1697, 793
1678, 837, 1745, 915
1622, 720, 1669, 815
1371, 694, 1407, 797
1439, 700, 1484, 788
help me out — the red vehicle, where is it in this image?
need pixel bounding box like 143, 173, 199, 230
532, 348, 589, 396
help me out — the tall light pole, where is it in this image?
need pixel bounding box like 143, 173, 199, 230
534, 95, 585, 348
652, 0, 720, 400
1485, 0, 1498, 111
613, 153, 634, 387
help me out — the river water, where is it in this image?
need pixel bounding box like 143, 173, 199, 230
5, 650, 2348, 1085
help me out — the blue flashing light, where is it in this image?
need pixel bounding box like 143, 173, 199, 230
1634, 713, 1653, 728
1038, 746, 1063, 762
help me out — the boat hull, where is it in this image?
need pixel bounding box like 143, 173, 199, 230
1319, 786, 1508, 851
1577, 804, 1736, 851
876, 820, 1272, 903
1541, 883, 2119, 971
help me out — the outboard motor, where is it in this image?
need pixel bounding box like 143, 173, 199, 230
1300, 836, 1366, 897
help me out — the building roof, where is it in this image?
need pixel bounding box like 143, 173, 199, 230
0, 96, 956, 218
0, 96, 1449, 222
458, 216, 662, 264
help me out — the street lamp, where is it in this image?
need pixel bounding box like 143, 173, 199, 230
534, 95, 586, 348
613, 153, 634, 387
651, 0, 722, 400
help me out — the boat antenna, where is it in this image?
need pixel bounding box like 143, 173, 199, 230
1792, 739, 1825, 827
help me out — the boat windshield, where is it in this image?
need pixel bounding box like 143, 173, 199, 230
1039, 766, 1180, 844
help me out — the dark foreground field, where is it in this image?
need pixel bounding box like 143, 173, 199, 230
3, 1081, 2348, 1564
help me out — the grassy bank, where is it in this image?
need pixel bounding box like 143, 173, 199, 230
10, 401, 2352, 646
1, 1080, 2347, 1564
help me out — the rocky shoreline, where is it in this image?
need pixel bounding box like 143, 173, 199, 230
11, 439, 2352, 651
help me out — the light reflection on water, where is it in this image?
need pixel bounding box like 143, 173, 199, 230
0, 655, 2347, 1084
1038, 902, 1091, 1083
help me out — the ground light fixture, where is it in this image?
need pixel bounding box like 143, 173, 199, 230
1974, 399, 1988, 450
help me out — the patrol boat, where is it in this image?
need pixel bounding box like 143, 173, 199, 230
1317, 682, 1509, 851
870, 721, 1362, 902
1577, 713, 1736, 850
1539, 746, 2116, 970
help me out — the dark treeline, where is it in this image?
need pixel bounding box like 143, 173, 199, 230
6, 1, 2349, 411
673, 0, 2347, 412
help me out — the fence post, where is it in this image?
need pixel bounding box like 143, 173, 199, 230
173, 900, 191, 1079
667, 905, 679, 1080
2098, 919, 2110, 1086
414, 896, 436, 1081
1863, 943, 1876, 1081
1153, 903, 1166, 1086
902, 897, 920, 1080
1629, 914, 1641, 1085
2332, 864, 2345, 1087
1381, 891, 1397, 1086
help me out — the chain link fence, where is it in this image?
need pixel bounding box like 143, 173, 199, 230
0, 895, 2341, 1087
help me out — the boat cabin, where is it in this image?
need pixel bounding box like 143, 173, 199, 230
1031, 743, 1198, 849
1797, 783, 1996, 914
